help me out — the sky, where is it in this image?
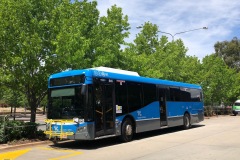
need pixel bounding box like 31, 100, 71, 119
94, 0, 240, 60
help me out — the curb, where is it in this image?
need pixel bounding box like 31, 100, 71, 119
0, 140, 53, 152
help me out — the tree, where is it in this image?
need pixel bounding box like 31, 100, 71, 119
214, 37, 240, 71
134, 22, 159, 55
123, 22, 190, 82
0, 0, 97, 122
0, 0, 131, 122
51, 0, 100, 70
0, 0, 60, 122
53, 3, 130, 69
200, 54, 237, 106
91, 5, 130, 68
180, 55, 202, 84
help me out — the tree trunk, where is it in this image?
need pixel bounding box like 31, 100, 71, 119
27, 88, 47, 122
28, 92, 38, 123
30, 105, 37, 122
43, 105, 46, 115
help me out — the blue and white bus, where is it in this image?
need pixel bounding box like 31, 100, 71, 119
45, 67, 204, 142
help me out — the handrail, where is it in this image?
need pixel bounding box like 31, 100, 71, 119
44, 119, 74, 139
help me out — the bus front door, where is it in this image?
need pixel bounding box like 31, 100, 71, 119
94, 80, 115, 137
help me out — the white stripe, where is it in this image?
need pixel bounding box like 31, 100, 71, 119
136, 118, 160, 122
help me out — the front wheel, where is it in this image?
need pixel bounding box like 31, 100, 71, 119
233, 111, 237, 116
120, 118, 133, 142
183, 113, 191, 129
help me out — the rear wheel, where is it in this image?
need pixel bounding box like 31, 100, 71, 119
183, 113, 191, 129
233, 111, 237, 116
120, 118, 133, 142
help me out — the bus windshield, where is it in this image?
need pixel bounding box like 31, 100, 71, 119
234, 102, 240, 106
48, 87, 85, 119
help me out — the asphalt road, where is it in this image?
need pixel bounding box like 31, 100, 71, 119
1, 115, 240, 160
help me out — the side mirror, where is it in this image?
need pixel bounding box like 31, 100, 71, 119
81, 84, 87, 95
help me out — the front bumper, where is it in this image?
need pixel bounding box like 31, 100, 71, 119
44, 119, 95, 140
232, 110, 240, 115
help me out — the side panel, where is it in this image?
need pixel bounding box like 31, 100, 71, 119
115, 102, 160, 134
135, 119, 160, 133
131, 101, 160, 133
167, 102, 204, 127
191, 102, 204, 123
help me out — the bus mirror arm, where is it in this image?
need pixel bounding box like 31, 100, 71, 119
81, 84, 87, 95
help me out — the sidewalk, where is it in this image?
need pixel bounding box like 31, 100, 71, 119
8, 113, 46, 123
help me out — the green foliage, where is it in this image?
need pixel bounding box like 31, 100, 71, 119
0, 116, 8, 142
22, 122, 38, 139
89, 4, 130, 68
0, 0, 62, 122
134, 22, 159, 55
204, 106, 214, 117
0, 0, 239, 117
123, 22, 189, 82
214, 37, 240, 71
124, 22, 240, 107
4, 121, 25, 142
0, 0, 131, 123
0, 118, 44, 143
201, 54, 237, 105
52, 0, 99, 70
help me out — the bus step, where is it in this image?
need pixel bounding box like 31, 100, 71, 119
161, 121, 167, 126
95, 134, 116, 140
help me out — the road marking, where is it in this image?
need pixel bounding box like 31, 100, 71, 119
49, 152, 82, 160
38, 147, 82, 160
0, 148, 31, 160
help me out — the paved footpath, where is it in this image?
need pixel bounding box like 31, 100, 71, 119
0, 115, 240, 160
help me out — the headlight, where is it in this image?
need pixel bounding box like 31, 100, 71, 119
73, 118, 84, 123
73, 117, 79, 123
77, 126, 86, 132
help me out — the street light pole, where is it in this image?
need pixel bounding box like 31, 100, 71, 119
136, 26, 208, 41
161, 27, 208, 41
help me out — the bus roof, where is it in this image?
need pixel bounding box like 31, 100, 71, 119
49, 67, 201, 89
235, 100, 240, 103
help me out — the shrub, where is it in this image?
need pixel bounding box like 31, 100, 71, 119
0, 115, 8, 143
5, 120, 25, 142
36, 130, 46, 140
0, 118, 46, 143
204, 106, 214, 116
22, 122, 37, 139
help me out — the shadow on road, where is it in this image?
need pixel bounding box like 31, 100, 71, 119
49, 124, 204, 150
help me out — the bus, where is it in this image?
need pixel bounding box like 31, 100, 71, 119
45, 67, 204, 142
232, 100, 240, 116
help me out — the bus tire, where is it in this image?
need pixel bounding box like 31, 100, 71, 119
183, 113, 191, 129
233, 111, 237, 116
120, 118, 133, 142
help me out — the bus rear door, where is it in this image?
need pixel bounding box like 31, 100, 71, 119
159, 86, 168, 126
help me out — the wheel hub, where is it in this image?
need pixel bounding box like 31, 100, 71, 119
126, 124, 132, 135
